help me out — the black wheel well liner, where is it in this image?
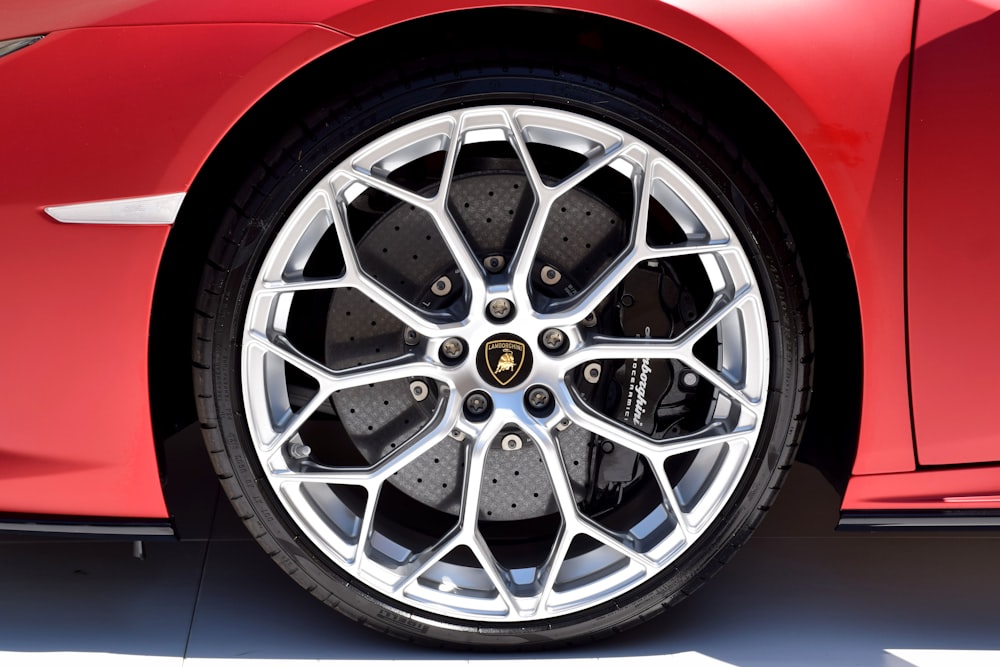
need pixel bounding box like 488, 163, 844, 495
148, 6, 860, 497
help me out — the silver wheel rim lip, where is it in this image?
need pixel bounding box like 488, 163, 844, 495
240, 105, 769, 622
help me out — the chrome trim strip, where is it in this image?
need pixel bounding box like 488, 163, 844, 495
0, 35, 43, 59
45, 192, 185, 225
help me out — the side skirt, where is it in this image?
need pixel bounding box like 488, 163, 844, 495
0, 514, 175, 539
839, 510, 1000, 530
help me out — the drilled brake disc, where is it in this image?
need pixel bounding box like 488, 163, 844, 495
325, 174, 623, 520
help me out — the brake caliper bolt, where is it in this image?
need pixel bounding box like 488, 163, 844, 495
431, 275, 452, 296
680, 370, 699, 389
526, 386, 552, 411
540, 265, 561, 286
484, 255, 506, 273
290, 442, 312, 459
488, 298, 513, 321
464, 391, 491, 418
583, 362, 602, 384
409, 380, 429, 401
501, 434, 523, 451
541, 328, 566, 351
440, 337, 465, 361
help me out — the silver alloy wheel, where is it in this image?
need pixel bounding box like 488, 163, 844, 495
240, 106, 768, 622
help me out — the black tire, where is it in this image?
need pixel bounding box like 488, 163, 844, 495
193, 37, 811, 650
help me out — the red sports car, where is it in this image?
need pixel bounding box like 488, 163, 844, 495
2, 0, 998, 649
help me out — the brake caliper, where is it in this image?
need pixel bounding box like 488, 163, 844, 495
584, 261, 702, 514
614, 264, 675, 435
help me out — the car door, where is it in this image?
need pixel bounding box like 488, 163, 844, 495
907, 0, 1000, 465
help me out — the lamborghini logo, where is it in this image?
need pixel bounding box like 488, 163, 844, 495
484, 340, 526, 386
495, 349, 517, 373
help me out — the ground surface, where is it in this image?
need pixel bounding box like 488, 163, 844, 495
0, 425, 998, 667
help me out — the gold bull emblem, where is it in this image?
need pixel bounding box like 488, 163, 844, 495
495, 349, 517, 374
484, 339, 527, 386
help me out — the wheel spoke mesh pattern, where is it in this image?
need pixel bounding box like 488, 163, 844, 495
234, 105, 778, 624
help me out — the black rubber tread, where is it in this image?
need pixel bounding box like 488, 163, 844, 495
192, 30, 813, 650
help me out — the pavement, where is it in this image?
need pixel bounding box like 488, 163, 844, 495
1, 424, 998, 667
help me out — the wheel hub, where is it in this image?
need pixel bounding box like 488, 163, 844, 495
477, 333, 532, 388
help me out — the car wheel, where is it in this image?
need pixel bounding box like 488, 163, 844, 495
193, 53, 811, 648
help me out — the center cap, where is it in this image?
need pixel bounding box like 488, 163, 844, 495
478, 333, 533, 388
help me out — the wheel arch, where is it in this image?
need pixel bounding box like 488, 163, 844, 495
148, 6, 860, 498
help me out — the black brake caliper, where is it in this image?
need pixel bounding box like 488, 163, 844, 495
583, 261, 701, 515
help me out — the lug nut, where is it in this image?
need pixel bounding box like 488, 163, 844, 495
541, 328, 566, 351
488, 298, 514, 321
484, 255, 506, 273
409, 380, 429, 401
525, 386, 553, 414
540, 265, 561, 286
583, 362, 602, 384
464, 391, 491, 419
431, 275, 453, 296
440, 337, 465, 361
501, 434, 523, 451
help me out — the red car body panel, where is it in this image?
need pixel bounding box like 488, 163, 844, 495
0, 0, 996, 520
844, 465, 1000, 511
907, 0, 1000, 466
0, 22, 348, 517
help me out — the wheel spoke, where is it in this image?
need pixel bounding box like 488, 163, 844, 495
654, 467, 696, 542
393, 420, 500, 595
558, 286, 753, 367
260, 276, 345, 293
390, 530, 462, 594
502, 115, 548, 304
246, 331, 440, 392
269, 394, 461, 486
505, 115, 633, 303
683, 356, 763, 415
578, 521, 657, 570
469, 535, 520, 614
347, 165, 484, 295
330, 176, 458, 335
257, 188, 336, 284
675, 288, 754, 349
533, 524, 572, 614
433, 112, 494, 304
537, 241, 729, 327
454, 420, 520, 612
525, 422, 655, 578
515, 423, 591, 614
351, 484, 381, 572
548, 138, 633, 197
260, 388, 332, 454
340, 113, 490, 310
529, 148, 736, 327
557, 388, 751, 459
